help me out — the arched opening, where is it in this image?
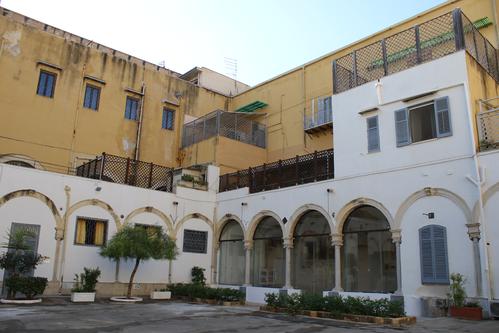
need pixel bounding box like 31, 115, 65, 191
5, 160, 35, 168
218, 220, 245, 285
292, 211, 333, 294
251, 217, 284, 287
342, 205, 396, 293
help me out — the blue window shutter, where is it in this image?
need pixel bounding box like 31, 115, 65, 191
84, 86, 91, 108
91, 88, 100, 110
125, 98, 131, 119
434, 96, 452, 137
419, 225, 449, 284
168, 110, 175, 129
394, 108, 410, 147
46, 74, 54, 97
367, 116, 380, 152
162, 109, 167, 129
37, 72, 47, 95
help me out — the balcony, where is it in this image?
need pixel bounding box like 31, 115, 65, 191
478, 98, 499, 152
304, 96, 333, 134
76, 153, 174, 192
181, 110, 266, 148
219, 148, 334, 193
333, 9, 499, 94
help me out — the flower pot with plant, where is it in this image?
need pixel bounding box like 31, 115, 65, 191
71, 267, 101, 302
150, 288, 172, 300
448, 273, 482, 320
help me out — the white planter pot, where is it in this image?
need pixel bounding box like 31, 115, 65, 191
150, 291, 171, 300
71, 292, 96, 302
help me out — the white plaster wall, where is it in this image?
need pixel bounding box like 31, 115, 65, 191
172, 218, 213, 284
400, 196, 475, 298
0, 197, 57, 281
332, 51, 472, 179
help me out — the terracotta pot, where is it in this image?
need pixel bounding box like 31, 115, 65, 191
449, 306, 482, 320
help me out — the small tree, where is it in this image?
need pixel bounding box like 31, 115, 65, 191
100, 225, 177, 299
448, 273, 466, 308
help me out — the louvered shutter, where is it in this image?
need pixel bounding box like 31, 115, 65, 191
367, 116, 380, 152
419, 225, 449, 284
434, 96, 452, 137
432, 225, 449, 283
394, 108, 410, 146
419, 226, 434, 283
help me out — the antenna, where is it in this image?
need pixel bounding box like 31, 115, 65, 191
224, 57, 238, 94
158, 60, 166, 68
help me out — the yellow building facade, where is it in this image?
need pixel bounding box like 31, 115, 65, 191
0, 0, 498, 176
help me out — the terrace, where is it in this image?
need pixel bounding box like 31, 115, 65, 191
332, 9, 498, 94
478, 97, 499, 152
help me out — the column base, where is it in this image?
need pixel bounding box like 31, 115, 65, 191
325, 290, 340, 297
333, 287, 343, 292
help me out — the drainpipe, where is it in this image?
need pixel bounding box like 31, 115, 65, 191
134, 82, 146, 161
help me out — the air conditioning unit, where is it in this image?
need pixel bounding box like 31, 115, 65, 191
490, 301, 499, 318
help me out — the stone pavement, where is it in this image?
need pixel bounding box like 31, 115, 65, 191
0, 298, 498, 332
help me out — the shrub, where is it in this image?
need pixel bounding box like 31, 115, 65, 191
264, 293, 405, 318
72, 267, 101, 292
6, 276, 48, 300
191, 266, 206, 286
449, 273, 466, 308
167, 283, 245, 302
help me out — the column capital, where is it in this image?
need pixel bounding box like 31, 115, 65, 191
466, 223, 481, 240
244, 239, 254, 250
391, 229, 402, 244
213, 241, 220, 251
283, 237, 294, 249
54, 227, 64, 241
331, 233, 343, 247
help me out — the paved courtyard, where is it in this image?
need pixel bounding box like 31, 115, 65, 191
0, 299, 498, 333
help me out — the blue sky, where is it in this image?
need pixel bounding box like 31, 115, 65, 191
2, 0, 446, 85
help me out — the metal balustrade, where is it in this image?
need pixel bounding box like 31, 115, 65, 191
478, 98, 499, 152
219, 148, 334, 193
333, 9, 499, 94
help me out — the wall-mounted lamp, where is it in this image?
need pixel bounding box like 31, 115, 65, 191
172, 201, 179, 206
95, 186, 102, 192
120, 214, 124, 219
332, 212, 335, 218
327, 188, 334, 193
282, 217, 288, 224
423, 212, 435, 219
241, 202, 248, 206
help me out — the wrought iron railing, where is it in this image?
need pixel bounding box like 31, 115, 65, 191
333, 9, 499, 94
219, 148, 334, 193
478, 98, 499, 152
181, 110, 266, 149
76, 153, 174, 192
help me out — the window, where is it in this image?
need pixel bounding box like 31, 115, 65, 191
419, 225, 449, 284
83, 85, 101, 111
317, 96, 332, 124
219, 220, 245, 285
74, 217, 107, 246
124, 96, 140, 120
395, 96, 451, 147
36, 71, 56, 98
252, 217, 284, 288
367, 116, 380, 152
162, 108, 175, 130
183, 229, 208, 254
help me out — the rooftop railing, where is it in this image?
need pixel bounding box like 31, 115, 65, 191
76, 153, 174, 192
333, 9, 499, 94
219, 148, 334, 193
181, 110, 266, 148
478, 97, 499, 152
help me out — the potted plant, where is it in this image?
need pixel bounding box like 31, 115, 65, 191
0, 229, 48, 304
150, 288, 172, 300
448, 273, 482, 320
100, 225, 177, 302
71, 267, 101, 302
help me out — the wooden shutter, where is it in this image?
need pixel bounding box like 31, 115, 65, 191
394, 108, 410, 146
367, 116, 380, 152
419, 225, 449, 284
434, 96, 452, 137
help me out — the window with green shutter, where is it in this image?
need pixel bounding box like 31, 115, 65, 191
419, 224, 449, 284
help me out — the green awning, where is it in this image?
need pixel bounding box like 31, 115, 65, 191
235, 101, 268, 113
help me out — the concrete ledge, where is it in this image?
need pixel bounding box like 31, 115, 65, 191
0, 298, 42, 304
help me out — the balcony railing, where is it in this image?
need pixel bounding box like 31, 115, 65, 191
219, 148, 334, 193
333, 9, 499, 94
76, 153, 174, 192
478, 98, 499, 152
181, 110, 266, 148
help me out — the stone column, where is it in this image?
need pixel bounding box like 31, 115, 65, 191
213, 242, 220, 285
467, 223, 483, 296
244, 240, 253, 286
283, 238, 293, 289
168, 236, 176, 284
52, 227, 64, 283
332, 234, 343, 292
391, 229, 402, 295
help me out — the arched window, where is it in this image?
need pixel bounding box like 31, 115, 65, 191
218, 220, 245, 285
292, 211, 333, 294
252, 217, 284, 287
5, 160, 35, 168
342, 205, 396, 293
